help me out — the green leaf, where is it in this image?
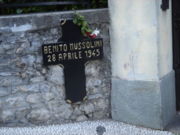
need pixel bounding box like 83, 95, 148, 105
77, 22, 81, 26
81, 26, 85, 30
86, 28, 92, 33
82, 21, 88, 27
73, 19, 77, 24
16, 9, 23, 14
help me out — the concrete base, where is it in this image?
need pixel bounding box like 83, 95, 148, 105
111, 71, 176, 129
166, 114, 180, 134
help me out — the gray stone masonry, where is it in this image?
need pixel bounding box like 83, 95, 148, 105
111, 71, 176, 129
0, 9, 111, 126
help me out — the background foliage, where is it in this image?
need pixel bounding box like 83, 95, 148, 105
0, 0, 108, 15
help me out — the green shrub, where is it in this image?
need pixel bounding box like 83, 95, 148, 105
0, 0, 108, 15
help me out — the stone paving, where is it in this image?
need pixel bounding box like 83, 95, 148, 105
0, 120, 175, 135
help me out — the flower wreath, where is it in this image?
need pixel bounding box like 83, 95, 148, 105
73, 13, 100, 39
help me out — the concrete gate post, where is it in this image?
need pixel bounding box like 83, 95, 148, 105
109, 0, 176, 129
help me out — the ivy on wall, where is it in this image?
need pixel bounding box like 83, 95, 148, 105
0, 0, 108, 15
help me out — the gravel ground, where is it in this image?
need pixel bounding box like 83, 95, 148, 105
0, 120, 175, 135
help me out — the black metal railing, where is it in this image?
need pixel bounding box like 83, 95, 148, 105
0, 1, 90, 8
0, 0, 104, 15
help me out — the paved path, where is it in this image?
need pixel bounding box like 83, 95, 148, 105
0, 120, 175, 135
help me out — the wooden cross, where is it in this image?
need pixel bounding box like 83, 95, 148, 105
42, 20, 103, 103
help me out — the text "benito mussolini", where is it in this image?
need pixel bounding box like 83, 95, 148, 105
42, 39, 103, 63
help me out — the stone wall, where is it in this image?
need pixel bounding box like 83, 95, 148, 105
0, 9, 111, 127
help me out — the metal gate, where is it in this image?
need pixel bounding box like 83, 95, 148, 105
173, 0, 180, 110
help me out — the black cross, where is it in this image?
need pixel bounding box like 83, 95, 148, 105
42, 20, 103, 103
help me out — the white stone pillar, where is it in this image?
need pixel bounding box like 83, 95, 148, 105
109, 0, 176, 129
